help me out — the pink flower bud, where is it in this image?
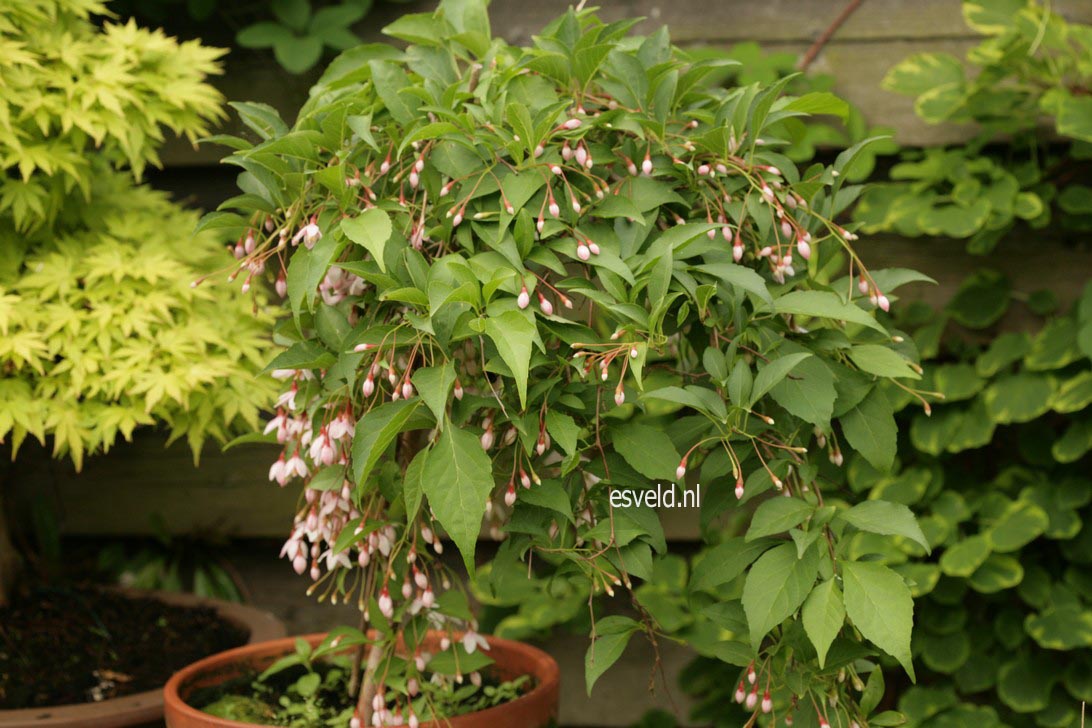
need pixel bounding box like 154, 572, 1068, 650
642, 155, 653, 175
517, 286, 530, 309
762, 691, 772, 713
877, 294, 890, 312
452, 211, 463, 227
733, 243, 744, 262
453, 379, 464, 400
614, 388, 625, 406
577, 243, 591, 261
481, 428, 494, 451
362, 375, 375, 397
797, 237, 811, 260
588, 241, 600, 255
549, 201, 560, 218
627, 161, 639, 176
550, 165, 562, 175
697, 164, 710, 176
378, 587, 393, 618
745, 686, 758, 710
293, 553, 307, 574
402, 381, 414, 399
538, 294, 553, 316
735, 476, 745, 500
562, 118, 582, 130
676, 459, 687, 481
858, 275, 870, 295
734, 680, 746, 703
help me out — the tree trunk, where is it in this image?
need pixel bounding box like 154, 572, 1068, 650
0, 492, 21, 607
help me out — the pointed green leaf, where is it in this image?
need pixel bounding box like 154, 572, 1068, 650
341, 209, 393, 272
802, 579, 845, 668
742, 543, 820, 650
422, 422, 494, 572
842, 560, 916, 680
483, 311, 536, 408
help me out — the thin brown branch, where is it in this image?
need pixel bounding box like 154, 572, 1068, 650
797, 0, 865, 72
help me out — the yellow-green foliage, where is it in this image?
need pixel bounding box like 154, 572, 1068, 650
0, 0, 226, 231
0, 0, 275, 468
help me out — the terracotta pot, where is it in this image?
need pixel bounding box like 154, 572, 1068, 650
0, 590, 285, 728
163, 631, 560, 728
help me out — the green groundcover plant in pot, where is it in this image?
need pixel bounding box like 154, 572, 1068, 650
0, 0, 275, 605
200, 0, 936, 724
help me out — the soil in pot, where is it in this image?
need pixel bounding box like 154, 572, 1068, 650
193, 657, 532, 725
0, 586, 249, 709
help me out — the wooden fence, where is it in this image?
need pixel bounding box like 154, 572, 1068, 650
16, 4, 1092, 724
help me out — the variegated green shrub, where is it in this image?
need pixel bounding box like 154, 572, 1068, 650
854, 0, 1092, 254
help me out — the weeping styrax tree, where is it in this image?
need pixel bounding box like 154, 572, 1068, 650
208, 1, 933, 724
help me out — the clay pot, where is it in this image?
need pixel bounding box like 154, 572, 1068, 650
163, 631, 560, 728
0, 590, 285, 728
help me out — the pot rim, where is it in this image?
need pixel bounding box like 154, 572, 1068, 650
0, 589, 285, 728
163, 631, 561, 728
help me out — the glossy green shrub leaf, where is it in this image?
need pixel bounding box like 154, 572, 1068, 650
742, 543, 820, 650
585, 616, 640, 695
801, 579, 844, 668
422, 423, 494, 572
842, 560, 916, 680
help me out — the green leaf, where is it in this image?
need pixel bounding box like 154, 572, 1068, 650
351, 400, 421, 486
775, 290, 886, 334
968, 554, 1023, 593
839, 500, 930, 552
402, 446, 428, 522
1058, 96, 1092, 143
984, 374, 1055, 424
939, 535, 991, 577
785, 91, 849, 120
611, 421, 682, 482
689, 538, 776, 592
236, 22, 294, 49
273, 35, 324, 74
742, 543, 820, 650
769, 355, 836, 427
1025, 606, 1092, 650
976, 332, 1029, 377
849, 345, 920, 380
545, 410, 579, 456
265, 340, 336, 372
746, 498, 815, 540
272, 0, 310, 30
585, 616, 640, 695
882, 52, 964, 97
422, 422, 494, 572
483, 311, 536, 409
985, 499, 1048, 553
411, 362, 456, 424
695, 263, 773, 306
286, 234, 343, 317
341, 209, 393, 272
802, 579, 845, 668
840, 389, 897, 471
750, 352, 812, 404
841, 560, 916, 680
861, 668, 885, 715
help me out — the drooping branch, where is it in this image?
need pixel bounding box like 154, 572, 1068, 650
797, 0, 865, 72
